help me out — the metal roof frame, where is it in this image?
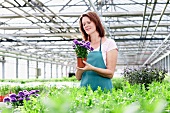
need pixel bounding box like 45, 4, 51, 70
0, 0, 170, 66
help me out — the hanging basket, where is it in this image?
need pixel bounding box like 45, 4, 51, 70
77, 57, 87, 68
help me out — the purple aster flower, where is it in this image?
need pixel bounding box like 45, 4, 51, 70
10, 97, 17, 102
3, 97, 10, 103
29, 90, 36, 94
86, 41, 90, 45
73, 45, 76, 49
73, 39, 93, 58
24, 92, 30, 97
35, 94, 40, 97
35, 90, 40, 93
9, 93, 17, 98
18, 91, 25, 97
73, 39, 79, 45
90, 47, 94, 51
25, 97, 30, 101
18, 97, 24, 101
82, 40, 85, 43
23, 90, 29, 93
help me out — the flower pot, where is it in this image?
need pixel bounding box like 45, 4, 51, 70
0, 95, 5, 102
77, 58, 87, 68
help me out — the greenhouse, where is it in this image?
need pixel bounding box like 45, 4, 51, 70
0, 0, 170, 112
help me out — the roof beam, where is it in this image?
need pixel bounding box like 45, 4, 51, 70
0, 37, 165, 42
3, 31, 169, 37
1, 23, 170, 30
1, 11, 170, 18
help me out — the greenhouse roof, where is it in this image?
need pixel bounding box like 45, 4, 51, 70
0, 0, 170, 66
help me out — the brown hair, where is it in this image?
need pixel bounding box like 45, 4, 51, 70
79, 11, 105, 41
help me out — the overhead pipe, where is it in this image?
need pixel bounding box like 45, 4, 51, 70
5, 31, 169, 37
6, 0, 61, 33
144, 0, 157, 38
4, 1, 60, 34
22, 0, 67, 30
1, 23, 170, 30
1, 1, 71, 62
1, 11, 170, 18
34, 0, 78, 32
141, 0, 169, 65
140, 0, 148, 38
0, 33, 72, 63
150, 0, 169, 39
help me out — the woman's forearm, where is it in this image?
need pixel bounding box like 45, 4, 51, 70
75, 69, 84, 80
91, 66, 114, 79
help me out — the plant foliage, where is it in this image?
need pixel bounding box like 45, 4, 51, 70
123, 67, 167, 89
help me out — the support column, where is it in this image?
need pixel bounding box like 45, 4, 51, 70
61, 65, 63, 78
27, 59, 29, 79
2, 56, 5, 79
168, 54, 170, 74
36, 60, 38, 79
65, 66, 68, 77
51, 63, 52, 78
44, 62, 46, 79
56, 64, 58, 78
16, 58, 18, 79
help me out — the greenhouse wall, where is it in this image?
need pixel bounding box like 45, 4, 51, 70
0, 56, 75, 79
152, 52, 170, 75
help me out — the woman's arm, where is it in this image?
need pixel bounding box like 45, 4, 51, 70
77, 49, 118, 79
75, 69, 84, 80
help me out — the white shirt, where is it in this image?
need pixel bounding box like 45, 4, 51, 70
93, 38, 118, 66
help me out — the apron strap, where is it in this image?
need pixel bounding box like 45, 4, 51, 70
99, 37, 102, 51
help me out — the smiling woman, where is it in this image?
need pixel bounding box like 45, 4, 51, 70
75, 11, 118, 91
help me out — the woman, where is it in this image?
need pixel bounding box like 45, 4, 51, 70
75, 11, 118, 91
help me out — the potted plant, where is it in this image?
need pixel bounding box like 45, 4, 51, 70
0, 85, 11, 102
72, 39, 93, 68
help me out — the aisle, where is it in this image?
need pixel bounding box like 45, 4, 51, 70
0, 81, 80, 88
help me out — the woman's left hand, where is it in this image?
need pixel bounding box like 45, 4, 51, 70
77, 60, 94, 71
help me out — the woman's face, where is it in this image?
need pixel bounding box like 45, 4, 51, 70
82, 16, 96, 35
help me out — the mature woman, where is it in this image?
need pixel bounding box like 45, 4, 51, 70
75, 11, 118, 91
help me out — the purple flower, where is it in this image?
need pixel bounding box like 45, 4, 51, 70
18, 91, 25, 97
29, 90, 36, 94
86, 41, 90, 45
23, 90, 30, 96
35, 94, 40, 97
25, 97, 30, 101
73, 39, 79, 45
35, 90, 40, 93
9, 93, 17, 98
90, 47, 94, 51
10, 97, 17, 102
3, 97, 10, 103
72, 39, 93, 58
18, 97, 24, 101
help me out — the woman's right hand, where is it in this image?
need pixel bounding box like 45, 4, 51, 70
75, 68, 84, 80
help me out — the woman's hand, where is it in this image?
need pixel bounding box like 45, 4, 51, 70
77, 61, 94, 71
76, 61, 92, 80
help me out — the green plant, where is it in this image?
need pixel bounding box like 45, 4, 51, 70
123, 67, 167, 90
0, 85, 11, 96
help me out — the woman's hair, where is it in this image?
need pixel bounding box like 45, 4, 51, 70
79, 11, 105, 41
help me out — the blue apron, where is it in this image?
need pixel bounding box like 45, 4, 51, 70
80, 38, 113, 91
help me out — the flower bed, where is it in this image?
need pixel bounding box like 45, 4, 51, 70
0, 78, 170, 113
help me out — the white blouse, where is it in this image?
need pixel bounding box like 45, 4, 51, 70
93, 38, 118, 66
